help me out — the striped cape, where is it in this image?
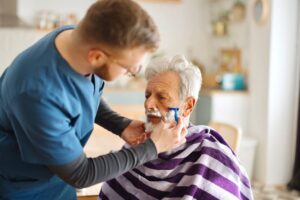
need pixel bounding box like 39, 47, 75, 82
99, 125, 253, 200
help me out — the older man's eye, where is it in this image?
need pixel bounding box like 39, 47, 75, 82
158, 95, 167, 100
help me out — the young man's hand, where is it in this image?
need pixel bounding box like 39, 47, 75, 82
121, 120, 148, 145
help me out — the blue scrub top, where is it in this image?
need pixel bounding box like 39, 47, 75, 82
0, 26, 104, 199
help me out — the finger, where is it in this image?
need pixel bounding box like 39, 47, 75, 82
174, 117, 184, 132
168, 121, 177, 129
177, 137, 187, 147
161, 117, 176, 129
181, 127, 188, 137
157, 120, 167, 130
161, 115, 167, 123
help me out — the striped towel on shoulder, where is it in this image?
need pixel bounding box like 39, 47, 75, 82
99, 125, 253, 200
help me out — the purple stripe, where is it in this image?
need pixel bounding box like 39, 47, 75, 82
123, 172, 169, 199
185, 128, 210, 142
186, 128, 233, 155
149, 132, 230, 164
99, 191, 109, 200
158, 131, 211, 160
133, 163, 247, 198
144, 151, 194, 169
159, 128, 232, 160
106, 178, 139, 200
185, 129, 211, 145
144, 146, 251, 188
208, 129, 232, 149
202, 147, 251, 188
166, 185, 218, 200
198, 136, 246, 184
123, 172, 219, 199
241, 191, 251, 200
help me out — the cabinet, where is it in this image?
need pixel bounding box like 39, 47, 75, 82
194, 89, 249, 135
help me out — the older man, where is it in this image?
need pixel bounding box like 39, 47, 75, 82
99, 55, 253, 200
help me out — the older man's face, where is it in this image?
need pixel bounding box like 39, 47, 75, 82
144, 71, 182, 125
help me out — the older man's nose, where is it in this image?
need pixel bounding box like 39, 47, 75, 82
145, 96, 156, 110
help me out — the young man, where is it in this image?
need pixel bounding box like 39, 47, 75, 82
0, 1, 187, 199
99, 55, 253, 200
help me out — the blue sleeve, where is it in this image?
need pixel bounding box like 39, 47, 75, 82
9, 91, 83, 165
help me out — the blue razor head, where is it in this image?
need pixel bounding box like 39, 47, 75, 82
168, 107, 179, 124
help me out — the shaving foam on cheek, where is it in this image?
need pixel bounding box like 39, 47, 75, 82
165, 107, 179, 124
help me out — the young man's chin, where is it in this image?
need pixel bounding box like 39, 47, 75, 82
94, 72, 115, 81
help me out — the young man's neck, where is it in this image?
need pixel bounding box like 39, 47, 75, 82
55, 29, 93, 76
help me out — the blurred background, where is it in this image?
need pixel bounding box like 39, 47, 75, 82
0, 0, 299, 199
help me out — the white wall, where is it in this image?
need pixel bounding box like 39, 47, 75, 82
249, 0, 299, 184
17, 0, 210, 66
248, 1, 271, 183
207, 0, 250, 74
18, 0, 95, 22
266, 0, 299, 184
0, 29, 45, 74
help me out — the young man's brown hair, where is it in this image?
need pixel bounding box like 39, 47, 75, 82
78, 0, 160, 50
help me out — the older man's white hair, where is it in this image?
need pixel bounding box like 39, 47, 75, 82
145, 55, 202, 101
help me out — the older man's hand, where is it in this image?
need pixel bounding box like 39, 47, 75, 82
150, 117, 187, 153
121, 120, 148, 146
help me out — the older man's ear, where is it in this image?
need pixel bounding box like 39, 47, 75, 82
181, 97, 196, 117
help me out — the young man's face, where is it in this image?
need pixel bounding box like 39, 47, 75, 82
144, 71, 184, 128
93, 46, 148, 81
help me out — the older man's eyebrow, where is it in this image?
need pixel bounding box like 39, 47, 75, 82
156, 91, 171, 98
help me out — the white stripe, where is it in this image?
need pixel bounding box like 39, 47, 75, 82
177, 174, 240, 200
130, 169, 241, 200
187, 125, 208, 136
163, 195, 195, 200
204, 128, 251, 183
138, 150, 238, 183
200, 154, 253, 199
139, 138, 245, 181
201, 139, 250, 181
205, 130, 237, 159
140, 154, 250, 197
130, 165, 249, 200
136, 142, 252, 199
136, 158, 196, 178
114, 174, 157, 200
127, 170, 174, 192
100, 183, 124, 200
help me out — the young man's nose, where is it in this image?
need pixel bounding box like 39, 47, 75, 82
130, 65, 142, 76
